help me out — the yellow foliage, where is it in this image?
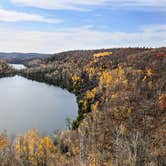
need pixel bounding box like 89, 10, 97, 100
120, 124, 126, 135
24, 129, 40, 151
15, 129, 56, 164
85, 67, 96, 80
15, 129, 40, 156
128, 108, 132, 114
122, 79, 128, 85
0, 134, 8, 149
80, 99, 88, 111
72, 74, 80, 82
40, 136, 54, 151
143, 69, 153, 81
99, 71, 112, 87
146, 69, 153, 77
111, 93, 118, 99
82, 100, 88, 110
86, 88, 97, 99
118, 67, 125, 79
38, 136, 55, 157
91, 101, 99, 112
93, 52, 112, 58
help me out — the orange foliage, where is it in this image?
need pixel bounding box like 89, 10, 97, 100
159, 94, 166, 111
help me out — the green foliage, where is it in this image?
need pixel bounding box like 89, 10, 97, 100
65, 117, 72, 130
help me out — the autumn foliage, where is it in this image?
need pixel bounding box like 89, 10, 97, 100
159, 94, 166, 111
0, 47, 166, 165
93, 51, 112, 58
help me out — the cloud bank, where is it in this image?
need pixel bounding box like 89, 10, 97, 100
0, 25, 165, 53
0, 9, 62, 23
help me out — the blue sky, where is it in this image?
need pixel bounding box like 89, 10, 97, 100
0, 0, 165, 53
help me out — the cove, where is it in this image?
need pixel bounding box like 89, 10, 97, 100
0, 75, 78, 135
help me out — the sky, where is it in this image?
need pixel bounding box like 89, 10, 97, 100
0, 0, 165, 53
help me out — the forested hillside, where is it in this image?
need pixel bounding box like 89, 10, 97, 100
0, 47, 165, 166
0, 60, 15, 77
0, 52, 49, 64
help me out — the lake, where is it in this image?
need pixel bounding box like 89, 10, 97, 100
0, 75, 78, 135
9, 63, 27, 70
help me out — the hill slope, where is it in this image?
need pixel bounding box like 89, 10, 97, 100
0, 47, 165, 166
0, 60, 15, 77
20, 47, 166, 165
0, 52, 49, 64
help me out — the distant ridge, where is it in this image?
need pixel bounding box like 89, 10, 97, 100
0, 52, 50, 63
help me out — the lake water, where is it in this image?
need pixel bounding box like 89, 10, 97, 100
9, 63, 27, 70
0, 75, 78, 135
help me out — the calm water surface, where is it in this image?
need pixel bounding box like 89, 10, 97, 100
0, 75, 78, 135
9, 63, 27, 70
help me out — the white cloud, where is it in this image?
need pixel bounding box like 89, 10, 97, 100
142, 24, 166, 32
11, 0, 107, 10
11, 0, 166, 10
0, 25, 165, 53
0, 9, 62, 23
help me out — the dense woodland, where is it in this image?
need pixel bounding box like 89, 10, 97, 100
0, 47, 166, 166
0, 52, 48, 64
0, 60, 15, 78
